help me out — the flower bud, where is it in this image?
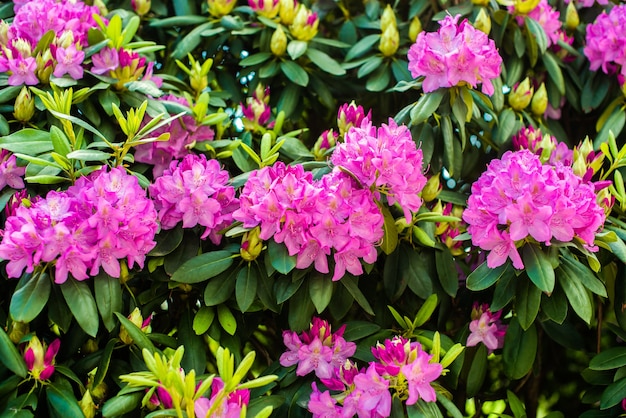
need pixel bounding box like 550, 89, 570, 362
279, 0, 298, 25
422, 174, 442, 202
0, 20, 9, 46
514, 0, 540, 15
249, 0, 280, 19
241, 227, 263, 261
379, 24, 400, 57
474, 8, 491, 35
271, 26, 288, 56
565, 2, 579, 30
132, 0, 151, 16
508, 77, 533, 111
119, 307, 152, 345
190, 60, 210, 93
337, 101, 370, 136
13, 38, 32, 58
36, 48, 54, 84
8, 321, 29, 343
79, 391, 97, 418
313, 129, 337, 160
380, 5, 397, 31
57, 31, 75, 49
24, 336, 60, 381
93, 0, 108, 15
596, 187, 615, 217
530, 82, 547, 116
408, 16, 422, 43
208, 0, 236, 17
13, 86, 35, 123
82, 339, 99, 354
289, 4, 319, 41
472, 0, 489, 5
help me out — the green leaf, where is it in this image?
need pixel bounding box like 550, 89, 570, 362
287, 40, 308, 60
66, 149, 111, 161
171, 250, 234, 284
366, 64, 390, 92
193, 306, 215, 335
288, 283, 316, 331
516, 278, 541, 330
402, 245, 433, 299
525, 16, 547, 54
340, 275, 374, 316
495, 107, 519, 146
0, 129, 53, 155
24, 174, 68, 185
467, 344, 488, 397
600, 377, 626, 409
541, 287, 568, 324
93, 338, 116, 390
94, 273, 123, 332
306, 48, 345, 75
407, 399, 443, 418
435, 248, 458, 297
503, 318, 537, 380
589, 347, 626, 370
61, 278, 99, 337
466, 261, 510, 291
217, 304, 237, 336
410, 90, 445, 125
522, 244, 555, 294
268, 240, 296, 275
179, 307, 205, 374
50, 126, 72, 156
102, 391, 143, 417
379, 202, 398, 255
240, 52, 272, 66
114, 312, 157, 352
345, 34, 380, 61
46, 379, 85, 418
309, 272, 334, 313
10, 271, 51, 323
413, 294, 438, 328
557, 266, 593, 324
507, 390, 527, 418
275, 276, 304, 304
236, 264, 258, 312
342, 321, 381, 341
441, 115, 456, 176
542, 51, 565, 95
0, 326, 27, 377
560, 254, 607, 297
280, 61, 309, 86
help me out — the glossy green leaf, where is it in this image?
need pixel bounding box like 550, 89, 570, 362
268, 240, 296, 275
309, 272, 333, 314
525, 16, 548, 54
193, 306, 215, 335
467, 344, 488, 397
236, 263, 258, 312
280, 61, 309, 86
179, 307, 205, 374
204, 268, 237, 306
287, 40, 308, 60
345, 34, 380, 61
94, 272, 123, 332
541, 286, 568, 324
341, 275, 374, 316
503, 318, 537, 380
379, 202, 398, 255
288, 284, 315, 331
441, 115, 456, 176
0, 129, 53, 155
171, 250, 234, 284
0, 326, 27, 377
10, 272, 51, 323
435, 248, 458, 297
410, 90, 445, 125
495, 107, 519, 146
306, 48, 345, 75
101, 391, 144, 417
46, 379, 85, 418
466, 261, 511, 291
407, 399, 444, 418
600, 376, 626, 409
542, 51, 565, 95
240, 52, 273, 67
589, 347, 626, 370
522, 244, 555, 294
50, 126, 72, 156
61, 278, 99, 337
66, 149, 111, 161
93, 338, 116, 390
557, 266, 593, 324
217, 304, 237, 335
507, 390, 527, 418
401, 245, 433, 300
342, 321, 381, 341
560, 255, 607, 297
366, 65, 390, 92
516, 278, 541, 330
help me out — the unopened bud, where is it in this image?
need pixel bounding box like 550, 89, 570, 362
13, 38, 32, 58
508, 77, 533, 111
57, 31, 75, 49
380, 5, 397, 31
249, 0, 280, 19
8, 321, 29, 343
565, 2, 579, 30
208, 0, 236, 17
422, 174, 442, 202
271, 26, 288, 56
514, 0, 540, 15
190, 61, 210, 93
313, 129, 337, 160
132, 0, 151, 16
36, 49, 54, 84
119, 307, 151, 345
13, 86, 35, 123
474, 8, 491, 35
472, 0, 489, 5
279, 0, 297, 25
379, 24, 400, 57
79, 391, 97, 418
0, 21, 9, 45
530, 82, 547, 116
408, 16, 422, 43
241, 227, 263, 261
82, 339, 99, 354
289, 4, 319, 41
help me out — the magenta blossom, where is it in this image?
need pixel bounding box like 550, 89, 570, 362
24, 336, 60, 381
52, 44, 85, 79
407, 14, 502, 94
0, 150, 26, 190
584, 4, 626, 79
466, 303, 507, 353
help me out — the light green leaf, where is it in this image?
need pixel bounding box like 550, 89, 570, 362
217, 305, 237, 336
0, 326, 27, 377
0, 129, 53, 155
280, 61, 309, 86
287, 40, 308, 60
193, 306, 215, 335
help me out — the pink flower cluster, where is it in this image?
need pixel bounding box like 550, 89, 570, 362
463, 150, 606, 269
194, 378, 250, 418
301, 334, 443, 418
584, 4, 626, 80
512, 126, 573, 166
233, 163, 383, 281
135, 95, 214, 176
331, 118, 427, 222
466, 303, 507, 353
280, 317, 357, 380
407, 14, 502, 94
0, 150, 26, 190
90, 46, 162, 90
510, 0, 568, 49
0, 0, 102, 85
0, 167, 158, 283
149, 154, 238, 245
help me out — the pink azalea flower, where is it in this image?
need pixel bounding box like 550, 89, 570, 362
308, 383, 343, 418
0, 150, 26, 189
401, 347, 443, 404
467, 303, 507, 353
349, 363, 392, 418
7, 56, 38, 85
53, 44, 85, 79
